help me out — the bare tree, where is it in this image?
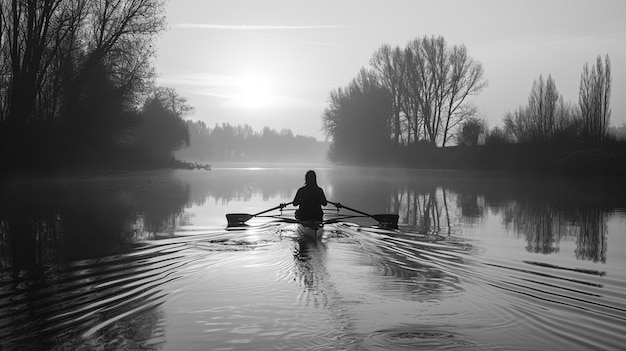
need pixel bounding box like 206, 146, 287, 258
0, 0, 164, 125
503, 106, 528, 143
66, 0, 165, 112
441, 44, 485, 146
403, 38, 431, 144
527, 74, 560, 142
579, 54, 611, 142
36, 0, 89, 121
503, 74, 579, 144
1, 0, 68, 126
0, 0, 168, 167
402, 36, 486, 147
370, 44, 406, 146
150, 86, 195, 118
322, 35, 487, 164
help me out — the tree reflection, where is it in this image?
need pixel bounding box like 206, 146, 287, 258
0, 173, 188, 350
185, 168, 619, 264
1, 168, 620, 349
181, 168, 300, 206
575, 208, 607, 263
390, 187, 454, 235
0, 173, 190, 269
484, 178, 614, 263
501, 203, 563, 254
385, 172, 621, 263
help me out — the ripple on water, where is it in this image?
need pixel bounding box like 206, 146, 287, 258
359, 326, 500, 351
2, 220, 626, 350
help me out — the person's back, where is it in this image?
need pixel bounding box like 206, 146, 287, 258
293, 170, 327, 221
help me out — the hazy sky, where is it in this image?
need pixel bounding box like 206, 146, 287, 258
156, 0, 625, 140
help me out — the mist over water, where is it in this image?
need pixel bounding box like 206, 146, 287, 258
1, 167, 625, 350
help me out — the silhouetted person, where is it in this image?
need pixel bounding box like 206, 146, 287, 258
292, 170, 327, 221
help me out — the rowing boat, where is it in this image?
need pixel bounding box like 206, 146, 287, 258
226, 202, 399, 236
296, 221, 324, 241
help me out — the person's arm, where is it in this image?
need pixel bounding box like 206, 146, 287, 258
293, 188, 302, 206
320, 188, 328, 206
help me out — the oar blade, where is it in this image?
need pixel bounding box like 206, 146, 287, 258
226, 213, 254, 226
372, 214, 399, 228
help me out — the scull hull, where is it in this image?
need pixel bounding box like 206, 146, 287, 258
297, 221, 323, 241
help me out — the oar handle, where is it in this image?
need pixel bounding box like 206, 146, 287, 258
328, 201, 370, 217
328, 201, 398, 227
227, 202, 294, 226
253, 202, 292, 217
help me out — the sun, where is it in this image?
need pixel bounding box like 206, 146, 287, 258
230, 75, 277, 109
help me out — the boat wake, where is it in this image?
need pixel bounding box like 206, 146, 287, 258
1, 220, 625, 350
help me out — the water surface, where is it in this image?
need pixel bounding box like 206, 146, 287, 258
1, 167, 625, 350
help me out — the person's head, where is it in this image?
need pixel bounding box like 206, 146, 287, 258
305, 170, 317, 186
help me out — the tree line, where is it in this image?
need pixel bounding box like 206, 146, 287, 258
486, 55, 613, 145
322, 34, 618, 165
176, 121, 329, 163
0, 0, 189, 171
323, 35, 487, 162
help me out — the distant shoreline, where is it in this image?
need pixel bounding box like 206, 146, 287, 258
377, 143, 626, 177
0, 158, 211, 177
3, 143, 625, 177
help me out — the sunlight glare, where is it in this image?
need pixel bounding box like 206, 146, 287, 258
230, 75, 276, 109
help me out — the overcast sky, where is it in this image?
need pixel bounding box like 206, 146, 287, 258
155, 0, 625, 140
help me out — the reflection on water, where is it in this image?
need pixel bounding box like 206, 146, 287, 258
380, 172, 620, 263
1, 168, 625, 350
0, 172, 190, 270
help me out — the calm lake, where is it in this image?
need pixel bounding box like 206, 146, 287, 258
1, 166, 625, 350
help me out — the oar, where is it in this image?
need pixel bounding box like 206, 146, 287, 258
226, 202, 292, 226
328, 201, 398, 227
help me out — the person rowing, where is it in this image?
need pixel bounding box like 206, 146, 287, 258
285, 170, 328, 222
227, 170, 397, 228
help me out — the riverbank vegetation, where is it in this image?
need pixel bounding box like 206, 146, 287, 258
0, 0, 190, 173
322, 35, 623, 175
176, 122, 329, 164
2, 2, 621, 176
